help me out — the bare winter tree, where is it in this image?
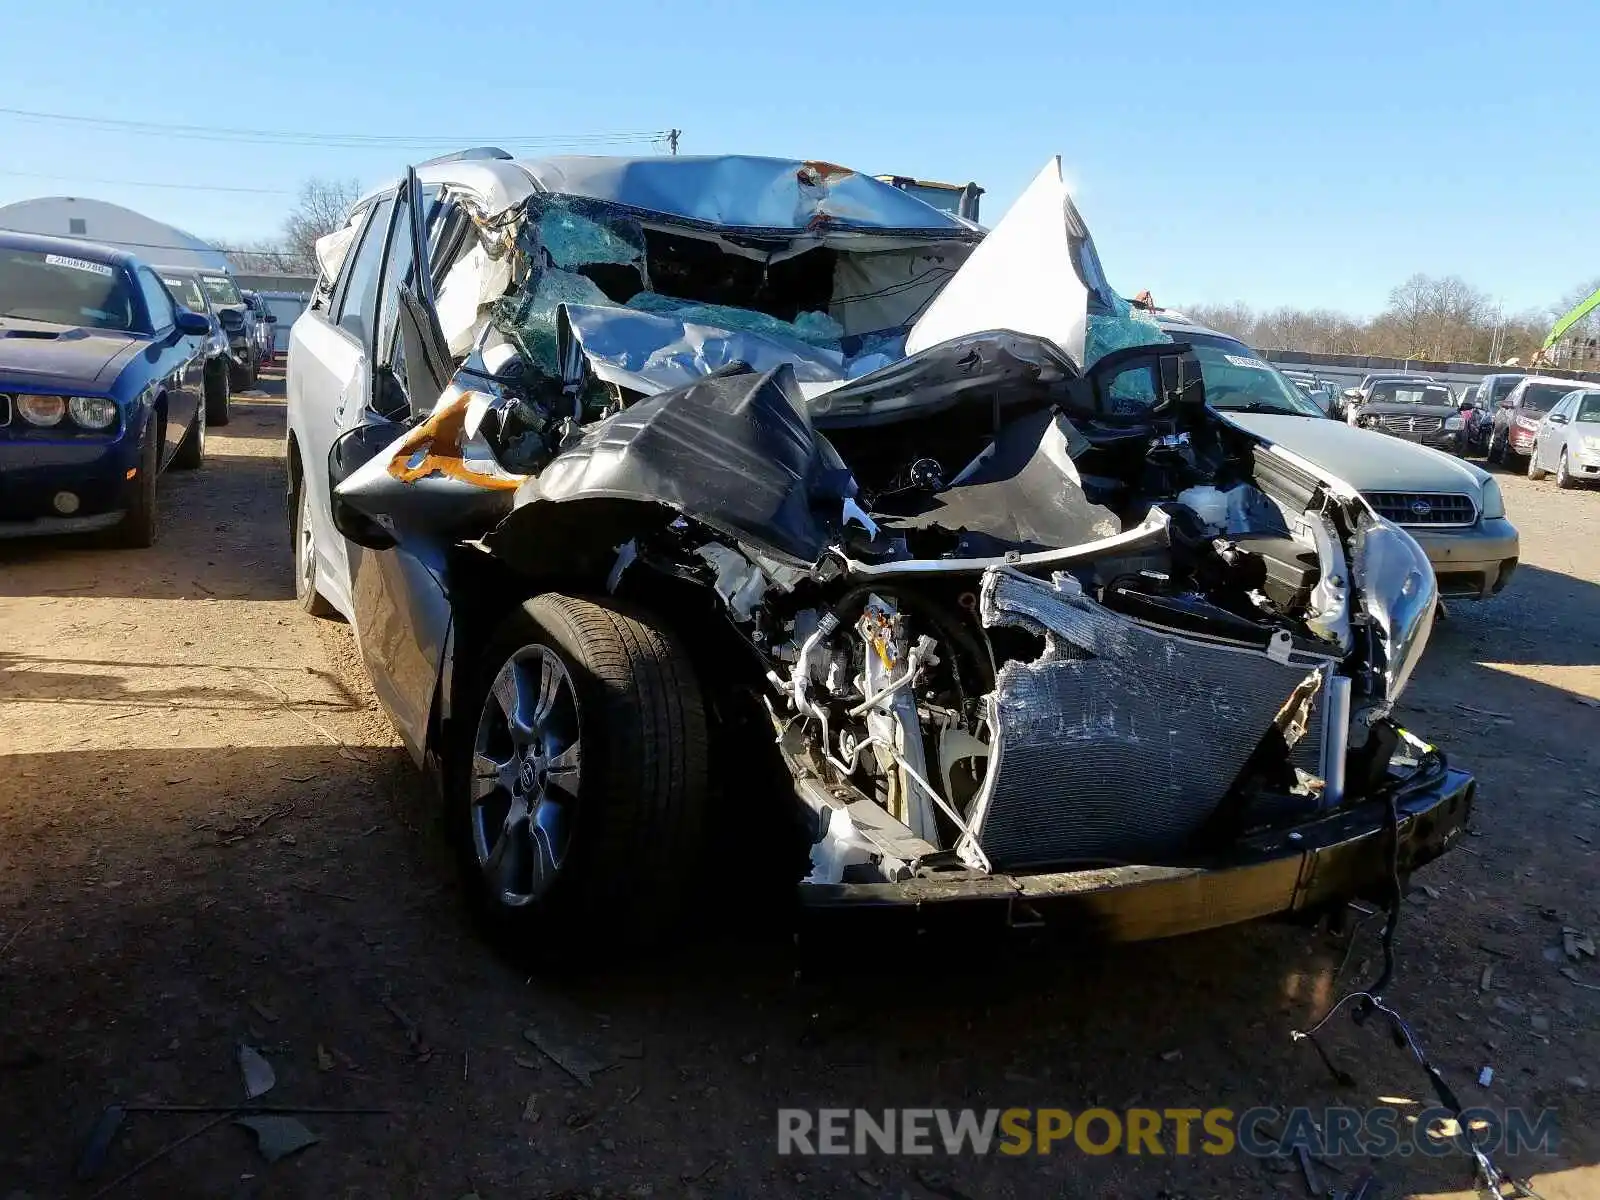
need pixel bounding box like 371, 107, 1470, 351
1180, 302, 1257, 342
225, 238, 302, 275
1178, 277, 1545, 364
214, 178, 363, 277
280, 177, 363, 274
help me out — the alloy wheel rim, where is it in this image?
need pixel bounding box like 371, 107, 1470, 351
297, 488, 316, 596
470, 645, 582, 907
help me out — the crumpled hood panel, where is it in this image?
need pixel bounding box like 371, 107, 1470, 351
906, 157, 1120, 369
496, 363, 846, 564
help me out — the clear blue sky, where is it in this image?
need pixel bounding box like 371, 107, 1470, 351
1, 0, 1591, 317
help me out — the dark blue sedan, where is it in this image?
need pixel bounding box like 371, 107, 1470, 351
0, 230, 212, 546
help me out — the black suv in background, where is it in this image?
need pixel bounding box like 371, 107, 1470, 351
158, 269, 260, 389
159, 270, 233, 426
1349, 379, 1468, 454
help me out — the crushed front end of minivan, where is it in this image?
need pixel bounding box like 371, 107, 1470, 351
320, 152, 1472, 945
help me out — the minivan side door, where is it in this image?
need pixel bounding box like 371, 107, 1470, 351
288, 194, 396, 619
342, 172, 455, 763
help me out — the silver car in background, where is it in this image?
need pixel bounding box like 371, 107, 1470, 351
1527, 388, 1600, 488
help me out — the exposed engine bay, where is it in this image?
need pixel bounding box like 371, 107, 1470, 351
375, 338, 1434, 890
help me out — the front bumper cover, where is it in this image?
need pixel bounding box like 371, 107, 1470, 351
0, 434, 138, 522
798, 766, 1474, 942
1406, 518, 1519, 599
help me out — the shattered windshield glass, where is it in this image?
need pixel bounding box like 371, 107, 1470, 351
488, 192, 934, 401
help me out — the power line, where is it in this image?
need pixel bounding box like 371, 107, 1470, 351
0, 105, 671, 151
20, 235, 274, 256
0, 168, 292, 195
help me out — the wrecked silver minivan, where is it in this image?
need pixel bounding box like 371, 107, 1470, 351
287, 150, 1472, 949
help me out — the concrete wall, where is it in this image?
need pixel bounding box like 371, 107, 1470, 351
1259, 348, 1600, 397
254, 291, 308, 354
232, 272, 315, 295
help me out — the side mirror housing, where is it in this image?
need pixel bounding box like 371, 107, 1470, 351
1550, 413, 1569, 425
326, 416, 518, 552
1341, 388, 1362, 401
328, 423, 401, 550
174, 308, 211, 337
264, 312, 279, 323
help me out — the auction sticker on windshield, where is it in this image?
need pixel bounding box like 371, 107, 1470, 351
1224, 353, 1271, 370
44, 254, 113, 276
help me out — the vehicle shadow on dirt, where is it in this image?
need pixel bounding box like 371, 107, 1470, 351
0, 649, 363, 713
2, 719, 1593, 1196
0, 743, 1367, 1198
1432, 563, 1600, 669
0, 460, 295, 605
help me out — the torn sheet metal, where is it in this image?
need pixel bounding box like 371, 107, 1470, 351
873, 407, 1120, 557
493, 364, 850, 565
906, 157, 1120, 367
962, 569, 1330, 869
809, 330, 1077, 428
519, 156, 980, 234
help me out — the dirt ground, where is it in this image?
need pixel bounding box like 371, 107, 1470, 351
2, 376, 1597, 1199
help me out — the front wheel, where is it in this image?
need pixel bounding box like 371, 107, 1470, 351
1527, 448, 1547, 480
452, 593, 709, 956
292, 477, 337, 617
112, 422, 159, 548
1557, 450, 1576, 490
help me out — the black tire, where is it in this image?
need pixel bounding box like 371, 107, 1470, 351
452, 593, 709, 956
113, 421, 159, 549
1556, 450, 1576, 490
205, 359, 231, 426
173, 400, 204, 470
1527, 448, 1546, 480
1487, 426, 1505, 465
292, 476, 338, 618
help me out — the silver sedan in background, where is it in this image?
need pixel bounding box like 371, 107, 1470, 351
1527, 389, 1600, 489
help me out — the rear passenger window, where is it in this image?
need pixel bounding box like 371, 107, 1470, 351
336, 196, 395, 349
